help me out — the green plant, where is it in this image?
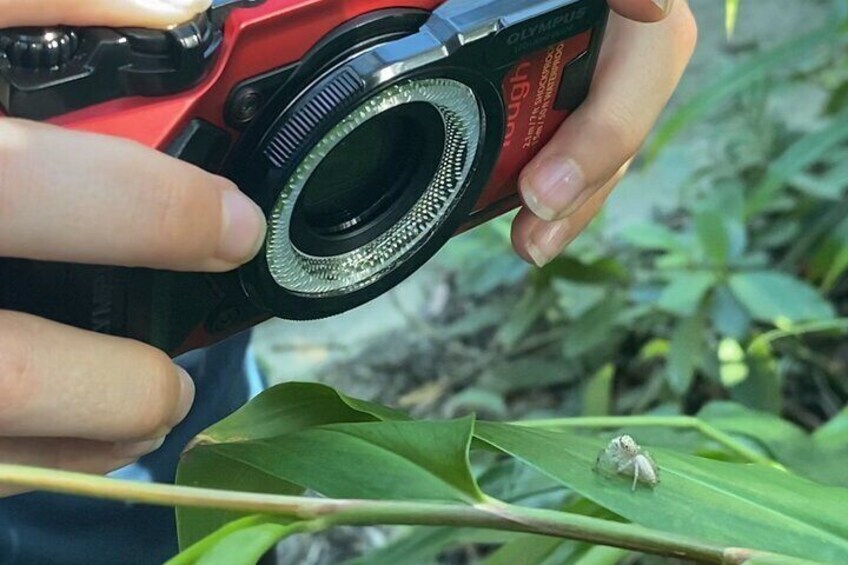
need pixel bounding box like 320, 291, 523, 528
2, 382, 846, 564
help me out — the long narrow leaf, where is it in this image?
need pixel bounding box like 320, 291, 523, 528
648, 22, 845, 159
475, 423, 848, 563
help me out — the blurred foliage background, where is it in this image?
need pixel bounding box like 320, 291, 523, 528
247, 0, 848, 561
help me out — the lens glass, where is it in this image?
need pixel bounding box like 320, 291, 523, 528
266, 78, 482, 297
298, 103, 441, 237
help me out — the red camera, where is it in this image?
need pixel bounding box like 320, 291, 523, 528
0, 0, 608, 355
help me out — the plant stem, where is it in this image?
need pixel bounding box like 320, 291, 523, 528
0, 464, 726, 563
748, 318, 848, 352
512, 416, 777, 467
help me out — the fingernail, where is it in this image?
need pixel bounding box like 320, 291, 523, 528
526, 219, 573, 268
217, 185, 267, 265
115, 437, 166, 459
169, 367, 195, 428
521, 156, 586, 221
652, 0, 673, 14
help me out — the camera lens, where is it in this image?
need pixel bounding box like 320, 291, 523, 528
293, 102, 444, 244
265, 78, 482, 297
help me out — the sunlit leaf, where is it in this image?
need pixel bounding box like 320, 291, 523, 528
176, 383, 405, 547
726, 0, 740, 37
657, 271, 717, 317
193, 522, 301, 565
476, 423, 848, 563
729, 271, 835, 324
618, 223, 687, 253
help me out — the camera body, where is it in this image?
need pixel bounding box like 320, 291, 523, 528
0, 0, 608, 355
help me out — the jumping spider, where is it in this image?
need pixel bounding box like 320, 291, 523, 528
594, 434, 659, 491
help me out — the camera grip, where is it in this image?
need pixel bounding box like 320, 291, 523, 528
0, 259, 130, 336
0, 257, 269, 356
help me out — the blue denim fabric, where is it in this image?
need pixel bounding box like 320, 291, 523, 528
0, 331, 257, 565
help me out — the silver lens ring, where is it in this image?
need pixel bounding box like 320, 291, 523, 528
266, 78, 482, 296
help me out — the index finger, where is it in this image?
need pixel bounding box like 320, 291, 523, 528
0, 0, 211, 29
0, 119, 266, 271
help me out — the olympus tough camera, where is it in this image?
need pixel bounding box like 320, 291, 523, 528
0, 0, 609, 354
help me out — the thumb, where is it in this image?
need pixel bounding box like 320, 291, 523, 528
608, 0, 676, 23
0, 0, 211, 29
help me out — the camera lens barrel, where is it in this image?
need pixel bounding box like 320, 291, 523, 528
264, 77, 482, 297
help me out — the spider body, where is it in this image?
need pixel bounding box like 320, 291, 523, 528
594, 435, 659, 491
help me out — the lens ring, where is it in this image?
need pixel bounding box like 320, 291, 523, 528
265, 78, 482, 296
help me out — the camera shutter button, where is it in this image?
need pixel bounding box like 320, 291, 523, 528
0, 28, 78, 70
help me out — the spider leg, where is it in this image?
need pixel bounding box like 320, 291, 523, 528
632, 461, 639, 491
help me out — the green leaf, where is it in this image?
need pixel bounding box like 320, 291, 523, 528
749, 108, 848, 215
563, 294, 628, 358
198, 417, 484, 503
176, 383, 407, 547
811, 216, 848, 291
194, 522, 301, 565
444, 388, 509, 419
657, 271, 716, 317
699, 402, 848, 487
699, 402, 807, 451
791, 156, 848, 200
570, 545, 630, 565
695, 211, 731, 266
730, 348, 783, 414
553, 280, 608, 319
816, 405, 848, 442
666, 311, 705, 394
710, 285, 752, 339
167, 516, 300, 565
495, 287, 552, 349
482, 496, 621, 565
481, 358, 575, 394
482, 535, 568, 565
475, 423, 848, 563
583, 364, 614, 417
618, 223, 687, 253
726, 0, 740, 37
346, 527, 517, 565
728, 272, 835, 324
350, 459, 564, 565
648, 22, 845, 158
194, 382, 407, 444
176, 449, 301, 550
540, 256, 629, 285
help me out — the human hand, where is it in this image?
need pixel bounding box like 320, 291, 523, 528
0, 0, 266, 494
512, 0, 698, 266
